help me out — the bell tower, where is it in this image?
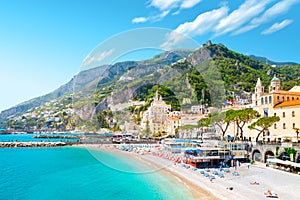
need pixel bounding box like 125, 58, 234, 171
269, 75, 281, 93
253, 78, 264, 106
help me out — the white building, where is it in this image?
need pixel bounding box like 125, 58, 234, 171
141, 91, 171, 134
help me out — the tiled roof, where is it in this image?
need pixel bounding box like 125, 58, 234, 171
168, 117, 181, 120
272, 90, 300, 95
274, 100, 300, 108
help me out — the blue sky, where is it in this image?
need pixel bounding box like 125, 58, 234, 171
0, 0, 299, 112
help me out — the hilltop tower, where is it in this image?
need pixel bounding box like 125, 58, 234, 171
269, 75, 281, 93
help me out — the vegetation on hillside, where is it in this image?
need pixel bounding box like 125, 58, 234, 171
1, 43, 300, 132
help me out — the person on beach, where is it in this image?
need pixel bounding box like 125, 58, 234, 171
264, 189, 272, 195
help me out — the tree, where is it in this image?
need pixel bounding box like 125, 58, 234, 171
275, 146, 280, 158
284, 147, 297, 162
248, 116, 280, 142
232, 108, 260, 141
293, 128, 300, 142
208, 109, 235, 138
198, 117, 211, 128
198, 117, 211, 139
141, 120, 151, 138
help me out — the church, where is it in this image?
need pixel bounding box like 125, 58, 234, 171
251, 76, 300, 142
225, 76, 300, 142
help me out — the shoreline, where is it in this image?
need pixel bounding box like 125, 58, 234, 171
75, 144, 220, 200
75, 144, 300, 200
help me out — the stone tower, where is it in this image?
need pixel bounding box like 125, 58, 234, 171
253, 78, 264, 106
255, 78, 264, 96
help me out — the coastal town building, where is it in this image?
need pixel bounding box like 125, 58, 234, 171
251, 76, 300, 141
141, 91, 171, 134
225, 76, 300, 142
166, 111, 181, 136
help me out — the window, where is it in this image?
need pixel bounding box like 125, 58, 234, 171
269, 96, 272, 104
274, 123, 277, 129
293, 123, 295, 129
265, 97, 268, 104
292, 111, 295, 117
277, 96, 280, 100
274, 113, 277, 117
297, 97, 299, 100
255, 101, 257, 106
261, 98, 264, 105
282, 96, 285, 101
287, 97, 290, 101
292, 97, 294, 100
283, 123, 286, 129
283, 112, 285, 118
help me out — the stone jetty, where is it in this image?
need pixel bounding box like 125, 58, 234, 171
0, 142, 71, 148
33, 135, 80, 139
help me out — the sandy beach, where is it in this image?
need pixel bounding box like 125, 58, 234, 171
77, 144, 300, 200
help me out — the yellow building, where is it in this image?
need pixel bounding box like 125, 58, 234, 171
166, 114, 181, 136
141, 91, 171, 134
226, 76, 300, 142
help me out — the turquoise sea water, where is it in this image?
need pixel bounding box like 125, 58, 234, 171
0, 134, 78, 142
0, 147, 194, 200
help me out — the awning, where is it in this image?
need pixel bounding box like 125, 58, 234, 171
267, 158, 300, 167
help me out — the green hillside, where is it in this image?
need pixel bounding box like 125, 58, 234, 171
1, 42, 300, 131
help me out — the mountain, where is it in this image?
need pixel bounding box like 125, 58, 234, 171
0, 66, 107, 120
250, 55, 298, 66
0, 49, 193, 129
1, 42, 300, 131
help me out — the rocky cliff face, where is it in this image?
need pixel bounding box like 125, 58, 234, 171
188, 46, 214, 66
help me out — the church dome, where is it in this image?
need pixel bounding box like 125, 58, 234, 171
271, 76, 280, 81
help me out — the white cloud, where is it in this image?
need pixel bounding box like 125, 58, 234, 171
160, 31, 188, 50
131, 11, 169, 24
235, 0, 299, 35
150, 0, 180, 11
152, 10, 170, 21
83, 49, 115, 67
161, 6, 229, 49
176, 6, 229, 36
262, 19, 293, 35
132, 0, 202, 23
132, 17, 148, 24
180, 0, 202, 9
214, 0, 271, 36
